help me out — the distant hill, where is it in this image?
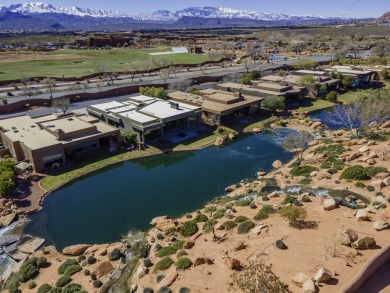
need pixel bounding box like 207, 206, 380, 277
378, 12, 390, 21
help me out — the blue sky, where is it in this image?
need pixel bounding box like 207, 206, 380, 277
1, 0, 388, 17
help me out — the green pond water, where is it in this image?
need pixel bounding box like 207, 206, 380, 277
24, 130, 292, 250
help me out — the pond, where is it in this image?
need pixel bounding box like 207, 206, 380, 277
24, 129, 293, 250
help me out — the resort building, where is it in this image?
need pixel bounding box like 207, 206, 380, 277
87, 95, 202, 143
214, 81, 305, 101
0, 113, 121, 172
169, 89, 263, 124
260, 72, 339, 96
323, 66, 374, 87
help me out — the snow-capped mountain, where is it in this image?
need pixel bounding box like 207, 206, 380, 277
0, 2, 339, 21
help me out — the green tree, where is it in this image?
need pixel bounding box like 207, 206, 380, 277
291, 58, 317, 70
381, 68, 390, 81
262, 96, 285, 113
341, 76, 353, 88
139, 87, 168, 100
121, 131, 138, 145
325, 91, 338, 102
299, 74, 317, 95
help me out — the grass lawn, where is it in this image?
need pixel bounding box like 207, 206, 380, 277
0, 48, 211, 81
40, 146, 161, 191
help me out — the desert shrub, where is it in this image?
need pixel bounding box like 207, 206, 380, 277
193, 213, 208, 223
175, 257, 193, 270
28, 280, 36, 289
179, 221, 198, 237
372, 201, 383, 206
204, 206, 217, 213
355, 181, 366, 188
56, 275, 71, 287
49, 287, 62, 293
177, 250, 188, 258
379, 203, 387, 209
222, 221, 238, 230
36, 257, 48, 269
87, 256, 96, 265
290, 165, 318, 177
366, 185, 375, 192
203, 219, 218, 233
144, 287, 155, 293
237, 221, 255, 234
235, 215, 249, 223
282, 195, 297, 205
83, 269, 90, 276
77, 255, 86, 263
93, 280, 103, 288
314, 144, 344, 158
158, 286, 172, 293
253, 205, 276, 221
6, 276, 20, 293
275, 240, 287, 250
37, 284, 52, 293
58, 259, 78, 274
387, 197, 390, 203
231, 261, 290, 293
279, 206, 308, 229
108, 248, 122, 261
236, 199, 251, 206
154, 257, 174, 271
156, 241, 184, 257
321, 158, 344, 173
61, 283, 82, 293
18, 263, 38, 282
179, 287, 191, 293
64, 264, 81, 276
365, 166, 388, 178
212, 209, 226, 219
299, 177, 312, 185
164, 227, 176, 237
340, 165, 369, 181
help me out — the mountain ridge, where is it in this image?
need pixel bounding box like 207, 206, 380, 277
0, 2, 347, 22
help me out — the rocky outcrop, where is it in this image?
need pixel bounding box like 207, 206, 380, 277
224, 257, 241, 269
292, 272, 310, 287
356, 210, 370, 221
352, 236, 376, 250
373, 221, 389, 231
313, 267, 332, 283
215, 137, 224, 146
272, 160, 283, 169
159, 269, 178, 287
323, 198, 337, 211
337, 229, 359, 246
96, 261, 114, 279
63, 244, 92, 256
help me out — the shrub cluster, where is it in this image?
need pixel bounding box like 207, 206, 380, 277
58, 259, 78, 274
154, 257, 174, 271
235, 199, 251, 206
253, 205, 276, 221
179, 221, 199, 237
156, 241, 184, 257
234, 215, 249, 223
222, 221, 238, 230
175, 257, 193, 270
212, 209, 226, 219
290, 165, 318, 177
203, 219, 218, 233
340, 165, 388, 181
0, 158, 16, 197
237, 221, 255, 234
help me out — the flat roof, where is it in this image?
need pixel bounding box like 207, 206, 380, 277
0, 114, 118, 150
216, 83, 286, 96
118, 110, 159, 124
324, 68, 373, 75
40, 117, 94, 134
139, 100, 199, 119
90, 101, 124, 111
